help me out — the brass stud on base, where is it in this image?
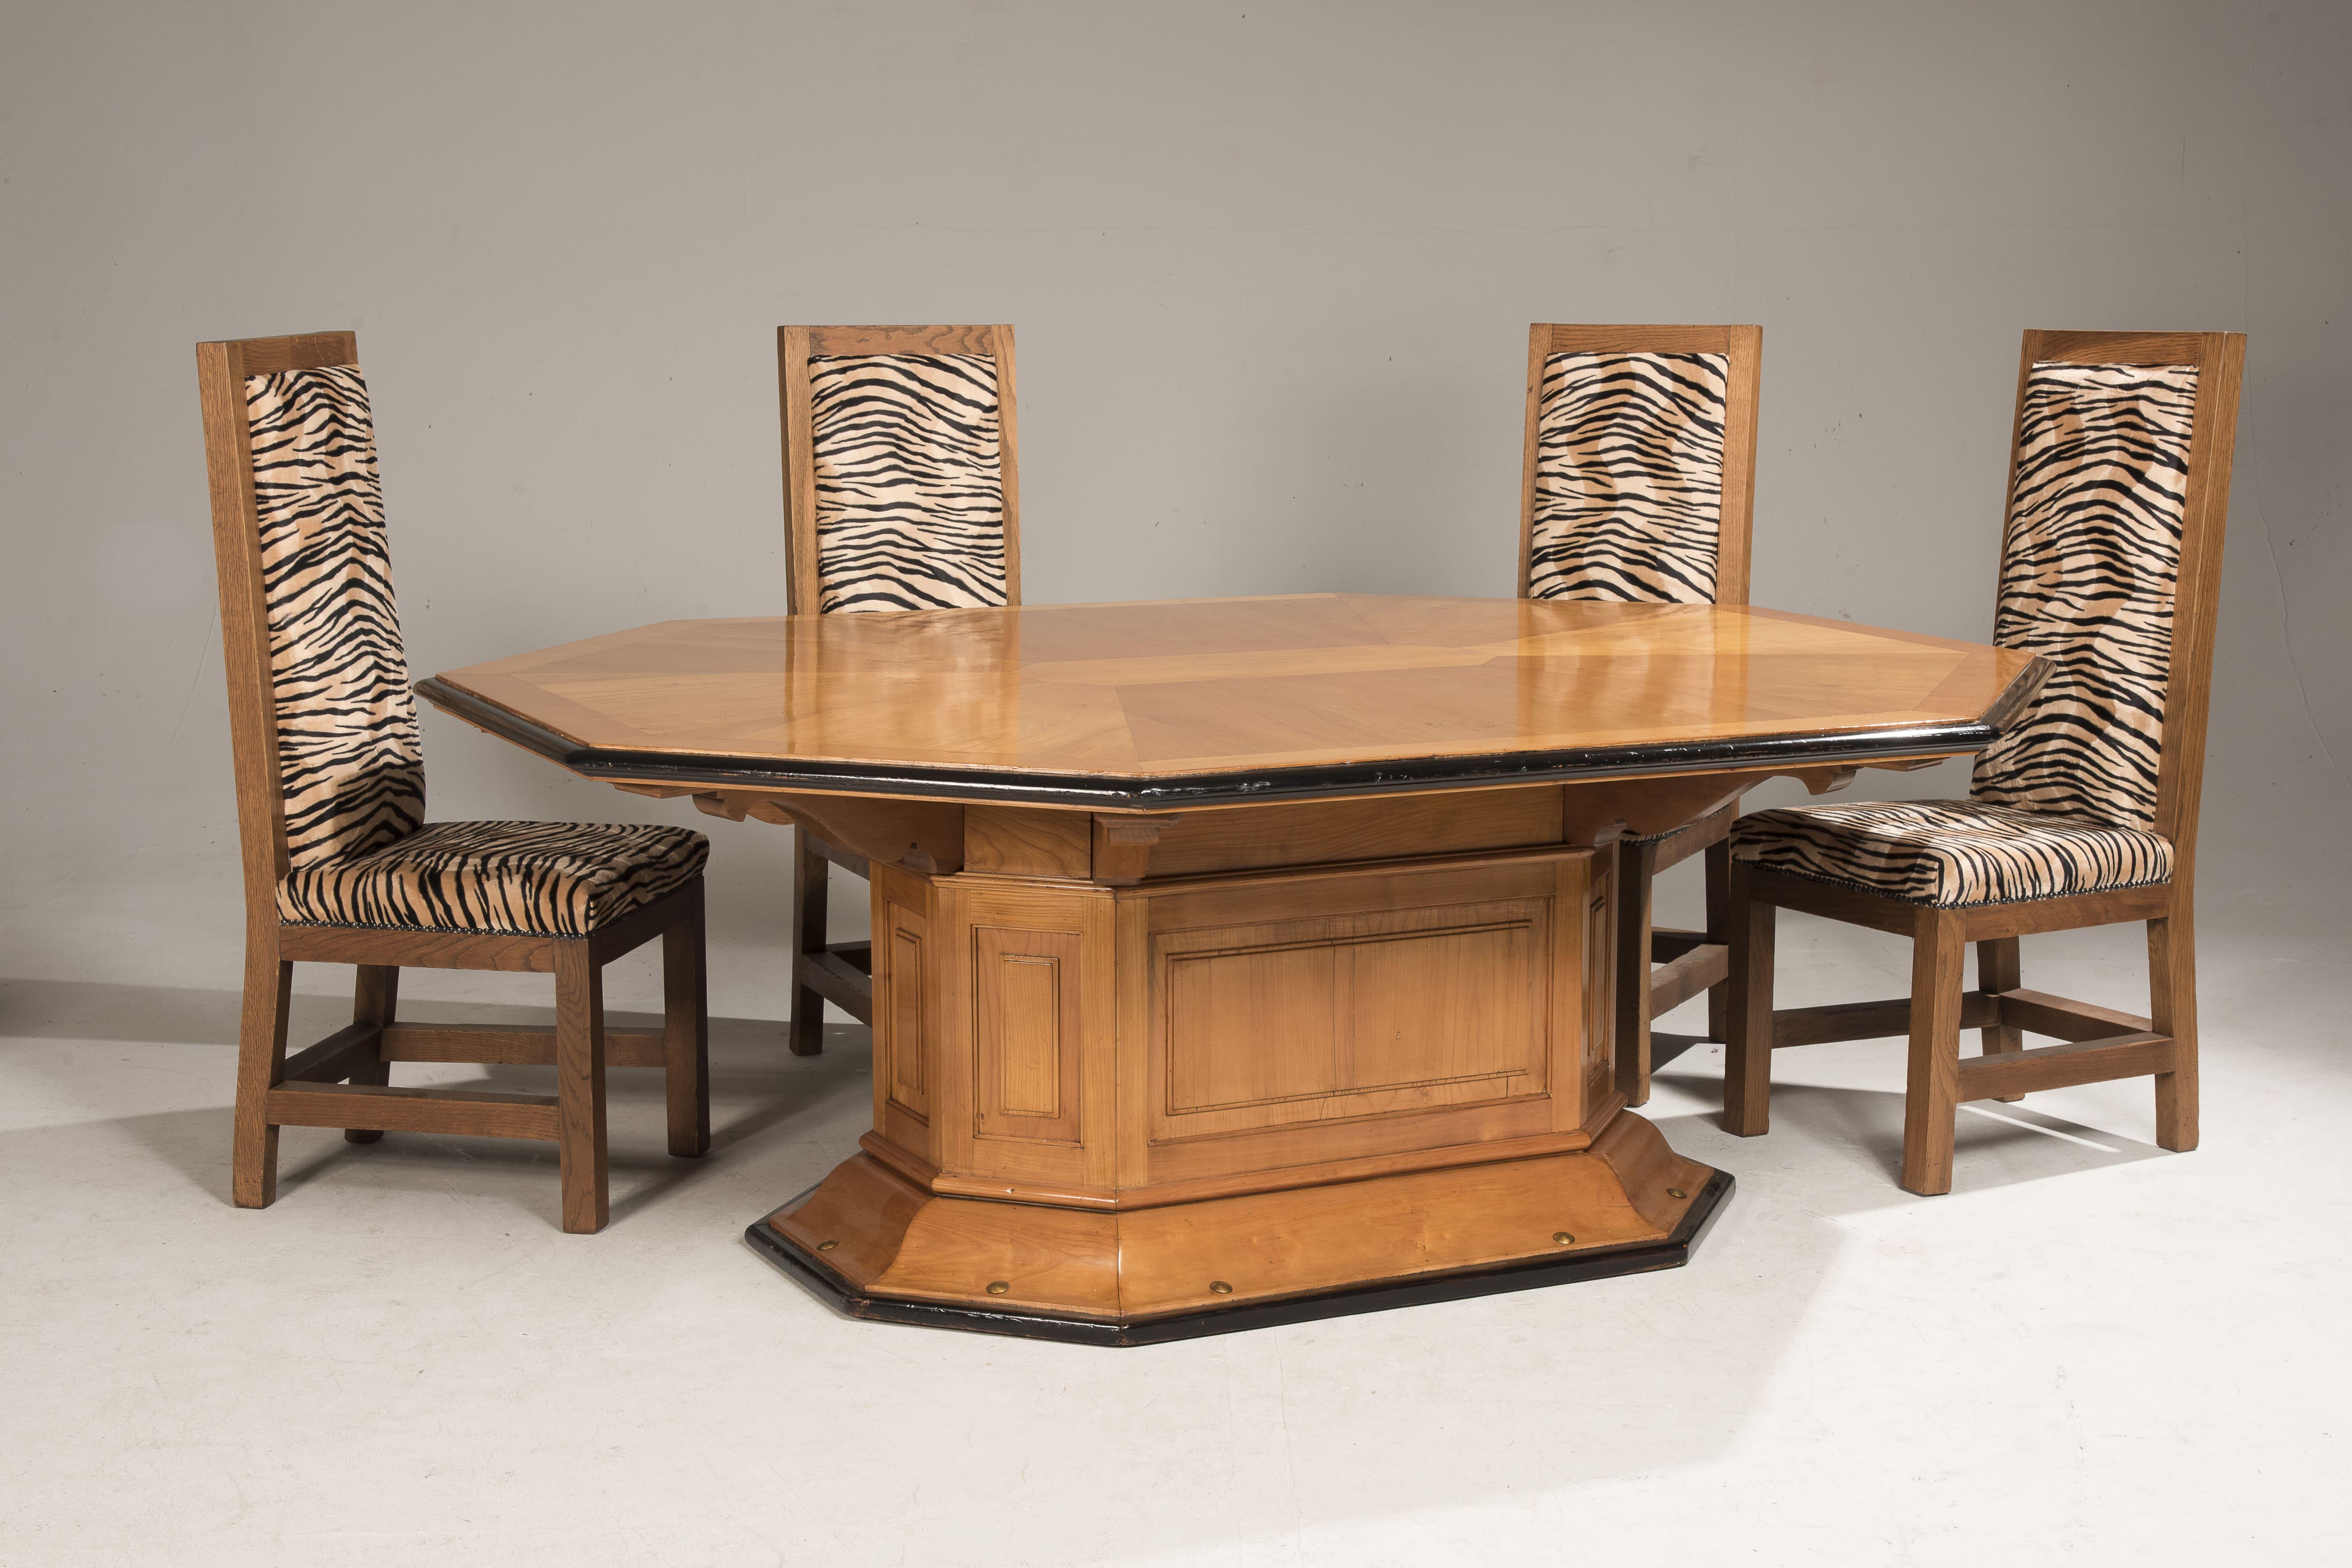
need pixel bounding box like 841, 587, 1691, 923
1666, 1188, 1687, 1200
816, 1239, 838, 1252
1552, 1231, 1575, 1244
1209, 1280, 1233, 1295
986, 1280, 1010, 1295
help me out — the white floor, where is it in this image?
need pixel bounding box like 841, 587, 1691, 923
3, 894, 2347, 1566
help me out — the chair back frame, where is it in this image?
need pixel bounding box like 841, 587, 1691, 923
196, 330, 363, 932
778, 324, 1022, 617
1998, 330, 2245, 883
1517, 323, 1763, 606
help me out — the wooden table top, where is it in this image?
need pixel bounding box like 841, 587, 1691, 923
417, 594, 2043, 809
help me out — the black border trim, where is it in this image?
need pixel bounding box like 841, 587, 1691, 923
420, 659, 2045, 811
739, 1168, 1734, 1346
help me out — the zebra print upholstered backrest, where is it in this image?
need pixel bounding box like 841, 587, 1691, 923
1969, 361, 2202, 832
1967, 331, 2244, 854
240, 363, 426, 866
781, 325, 1021, 616
1520, 325, 1761, 607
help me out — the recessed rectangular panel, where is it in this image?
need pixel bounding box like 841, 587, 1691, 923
1344, 924, 1535, 1092
994, 957, 1062, 1117
1155, 901, 1547, 1143
888, 925, 927, 1116
1585, 877, 1613, 1105
975, 926, 1083, 1145
1166, 945, 1340, 1111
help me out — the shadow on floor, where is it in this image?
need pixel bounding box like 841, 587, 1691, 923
0, 975, 874, 1228
1651, 1056, 2167, 1203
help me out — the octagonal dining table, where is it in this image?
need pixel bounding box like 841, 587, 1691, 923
418, 593, 2041, 1344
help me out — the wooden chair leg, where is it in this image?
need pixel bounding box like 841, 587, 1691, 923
788, 836, 828, 1058
344, 964, 398, 1144
554, 941, 610, 1234
664, 882, 712, 1158
2149, 907, 2198, 1152
1976, 936, 2025, 1103
1901, 907, 1969, 1195
232, 944, 293, 1208
1722, 862, 1775, 1136
1612, 838, 1659, 1106
1702, 840, 1731, 1043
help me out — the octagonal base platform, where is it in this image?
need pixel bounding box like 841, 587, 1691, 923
744, 1121, 1732, 1346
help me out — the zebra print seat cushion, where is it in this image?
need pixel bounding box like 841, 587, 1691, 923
278, 821, 709, 938
1729, 799, 2172, 908
1528, 351, 1728, 603
809, 353, 1008, 613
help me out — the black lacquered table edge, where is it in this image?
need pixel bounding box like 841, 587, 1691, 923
419, 672, 2043, 812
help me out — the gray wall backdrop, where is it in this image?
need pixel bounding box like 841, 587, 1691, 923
5, 1, 2346, 998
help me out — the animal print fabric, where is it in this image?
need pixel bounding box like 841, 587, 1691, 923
246, 366, 426, 867
247, 365, 709, 938
1527, 352, 1728, 604
1729, 799, 2173, 909
809, 353, 1008, 613
1971, 362, 2201, 832
277, 820, 709, 938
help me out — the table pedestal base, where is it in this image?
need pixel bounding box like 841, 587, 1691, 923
747, 1110, 1729, 1346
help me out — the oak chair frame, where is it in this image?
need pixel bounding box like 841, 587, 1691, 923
777, 324, 1021, 1056
199, 331, 710, 1233
1519, 323, 1765, 1107
1722, 329, 2246, 1194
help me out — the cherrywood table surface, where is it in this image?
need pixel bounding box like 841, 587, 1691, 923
417, 593, 2040, 809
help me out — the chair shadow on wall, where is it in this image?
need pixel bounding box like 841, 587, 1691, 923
0, 977, 871, 1227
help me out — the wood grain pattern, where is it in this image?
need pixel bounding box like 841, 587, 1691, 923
965, 805, 1092, 878
1955, 1033, 2175, 1101
662, 879, 711, 1157
342, 966, 396, 1142
934, 877, 1119, 1194
1137, 789, 1563, 880
422, 596, 2040, 787
766, 1115, 1713, 1325
1901, 907, 1968, 1196
974, 926, 1083, 1142
1129, 852, 1591, 1188
870, 862, 939, 1167
1090, 813, 1176, 885
1722, 860, 1775, 1137
1977, 935, 2025, 1102
377, 1023, 669, 1068
265, 1083, 559, 1140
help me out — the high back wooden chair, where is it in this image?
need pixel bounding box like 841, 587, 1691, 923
777, 324, 1020, 1054
1520, 323, 1764, 1107
198, 331, 712, 1233
1721, 329, 2245, 1194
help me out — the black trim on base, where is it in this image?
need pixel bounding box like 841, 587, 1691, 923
419, 669, 2044, 813
740, 1167, 1734, 1346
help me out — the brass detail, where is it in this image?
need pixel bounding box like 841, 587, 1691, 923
985, 1280, 1010, 1295
1209, 1280, 1233, 1295
815, 1239, 838, 1252
1666, 1187, 1687, 1200
1551, 1231, 1575, 1245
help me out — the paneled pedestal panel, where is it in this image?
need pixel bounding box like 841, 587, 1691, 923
765, 812, 1728, 1340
